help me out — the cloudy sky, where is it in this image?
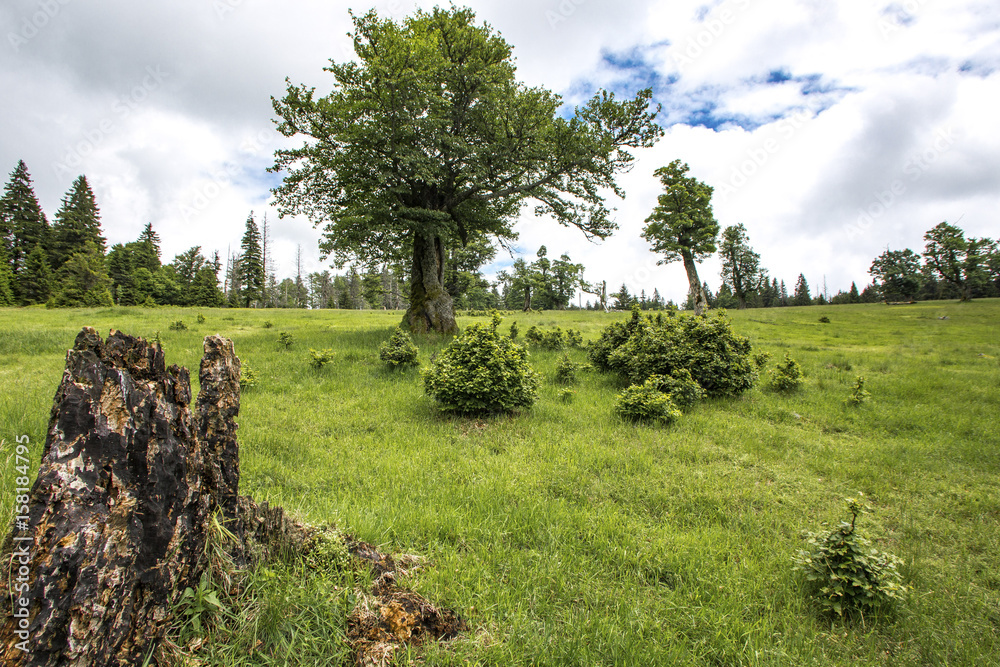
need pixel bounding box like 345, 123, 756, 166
2, 0, 998, 303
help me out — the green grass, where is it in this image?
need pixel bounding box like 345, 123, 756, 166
2, 301, 999, 665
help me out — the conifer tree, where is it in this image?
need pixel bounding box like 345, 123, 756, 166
51, 175, 105, 270
792, 274, 812, 306
52, 241, 114, 307
238, 213, 265, 307
134, 222, 161, 272
1, 161, 49, 281
0, 245, 14, 306
18, 245, 53, 305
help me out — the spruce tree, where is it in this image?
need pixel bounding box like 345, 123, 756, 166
792, 274, 812, 306
18, 245, 52, 305
238, 214, 264, 307
52, 241, 114, 307
1, 161, 49, 280
51, 175, 105, 270
134, 222, 161, 272
0, 245, 14, 306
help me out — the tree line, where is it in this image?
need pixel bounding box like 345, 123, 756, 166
0, 161, 411, 310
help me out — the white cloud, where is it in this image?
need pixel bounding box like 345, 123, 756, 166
1, 0, 998, 305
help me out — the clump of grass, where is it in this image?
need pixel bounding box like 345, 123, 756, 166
263, 320, 274, 329
169, 320, 188, 331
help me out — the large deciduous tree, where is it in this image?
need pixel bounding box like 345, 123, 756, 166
719, 223, 765, 310
641, 160, 719, 315
869, 247, 923, 302
270, 6, 662, 334
922, 221, 989, 301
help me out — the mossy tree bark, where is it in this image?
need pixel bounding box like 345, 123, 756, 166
403, 232, 458, 335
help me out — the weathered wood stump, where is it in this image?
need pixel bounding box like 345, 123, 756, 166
0, 328, 275, 666
1, 327, 464, 667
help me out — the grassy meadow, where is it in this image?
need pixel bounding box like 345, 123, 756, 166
1, 300, 999, 665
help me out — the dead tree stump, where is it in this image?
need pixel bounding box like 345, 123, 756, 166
0, 328, 247, 666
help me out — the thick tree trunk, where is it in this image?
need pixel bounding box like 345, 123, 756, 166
522, 285, 531, 312
403, 232, 458, 335
682, 252, 708, 315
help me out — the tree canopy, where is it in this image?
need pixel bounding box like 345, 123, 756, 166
270, 5, 662, 333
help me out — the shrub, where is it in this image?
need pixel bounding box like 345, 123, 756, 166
593, 306, 757, 397
647, 368, 706, 409
588, 306, 649, 372
566, 328, 584, 348
793, 496, 908, 617
239, 364, 259, 389
169, 320, 188, 331
524, 325, 543, 345
196, 313, 206, 324
379, 327, 419, 368
614, 378, 682, 425
509, 321, 519, 341
844, 375, 871, 406
263, 320, 274, 329
554, 354, 587, 385
309, 348, 335, 369
278, 332, 294, 349
558, 388, 576, 403
539, 327, 565, 350
753, 351, 772, 368
769, 352, 804, 391
819, 316, 831, 323
423, 314, 540, 414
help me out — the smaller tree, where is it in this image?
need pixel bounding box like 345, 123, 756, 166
17, 244, 52, 305
238, 214, 265, 307
50, 175, 106, 270
52, 241, 114, 307
641, 160, 719, 315
792, 274, 811, 306
719, 223, 766, 309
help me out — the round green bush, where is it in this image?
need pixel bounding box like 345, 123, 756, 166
379, 327, 419, 368
594, 307, 757, 397
423, 314, 540, 414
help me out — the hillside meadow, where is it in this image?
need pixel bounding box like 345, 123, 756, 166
1, 300, 999, 665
